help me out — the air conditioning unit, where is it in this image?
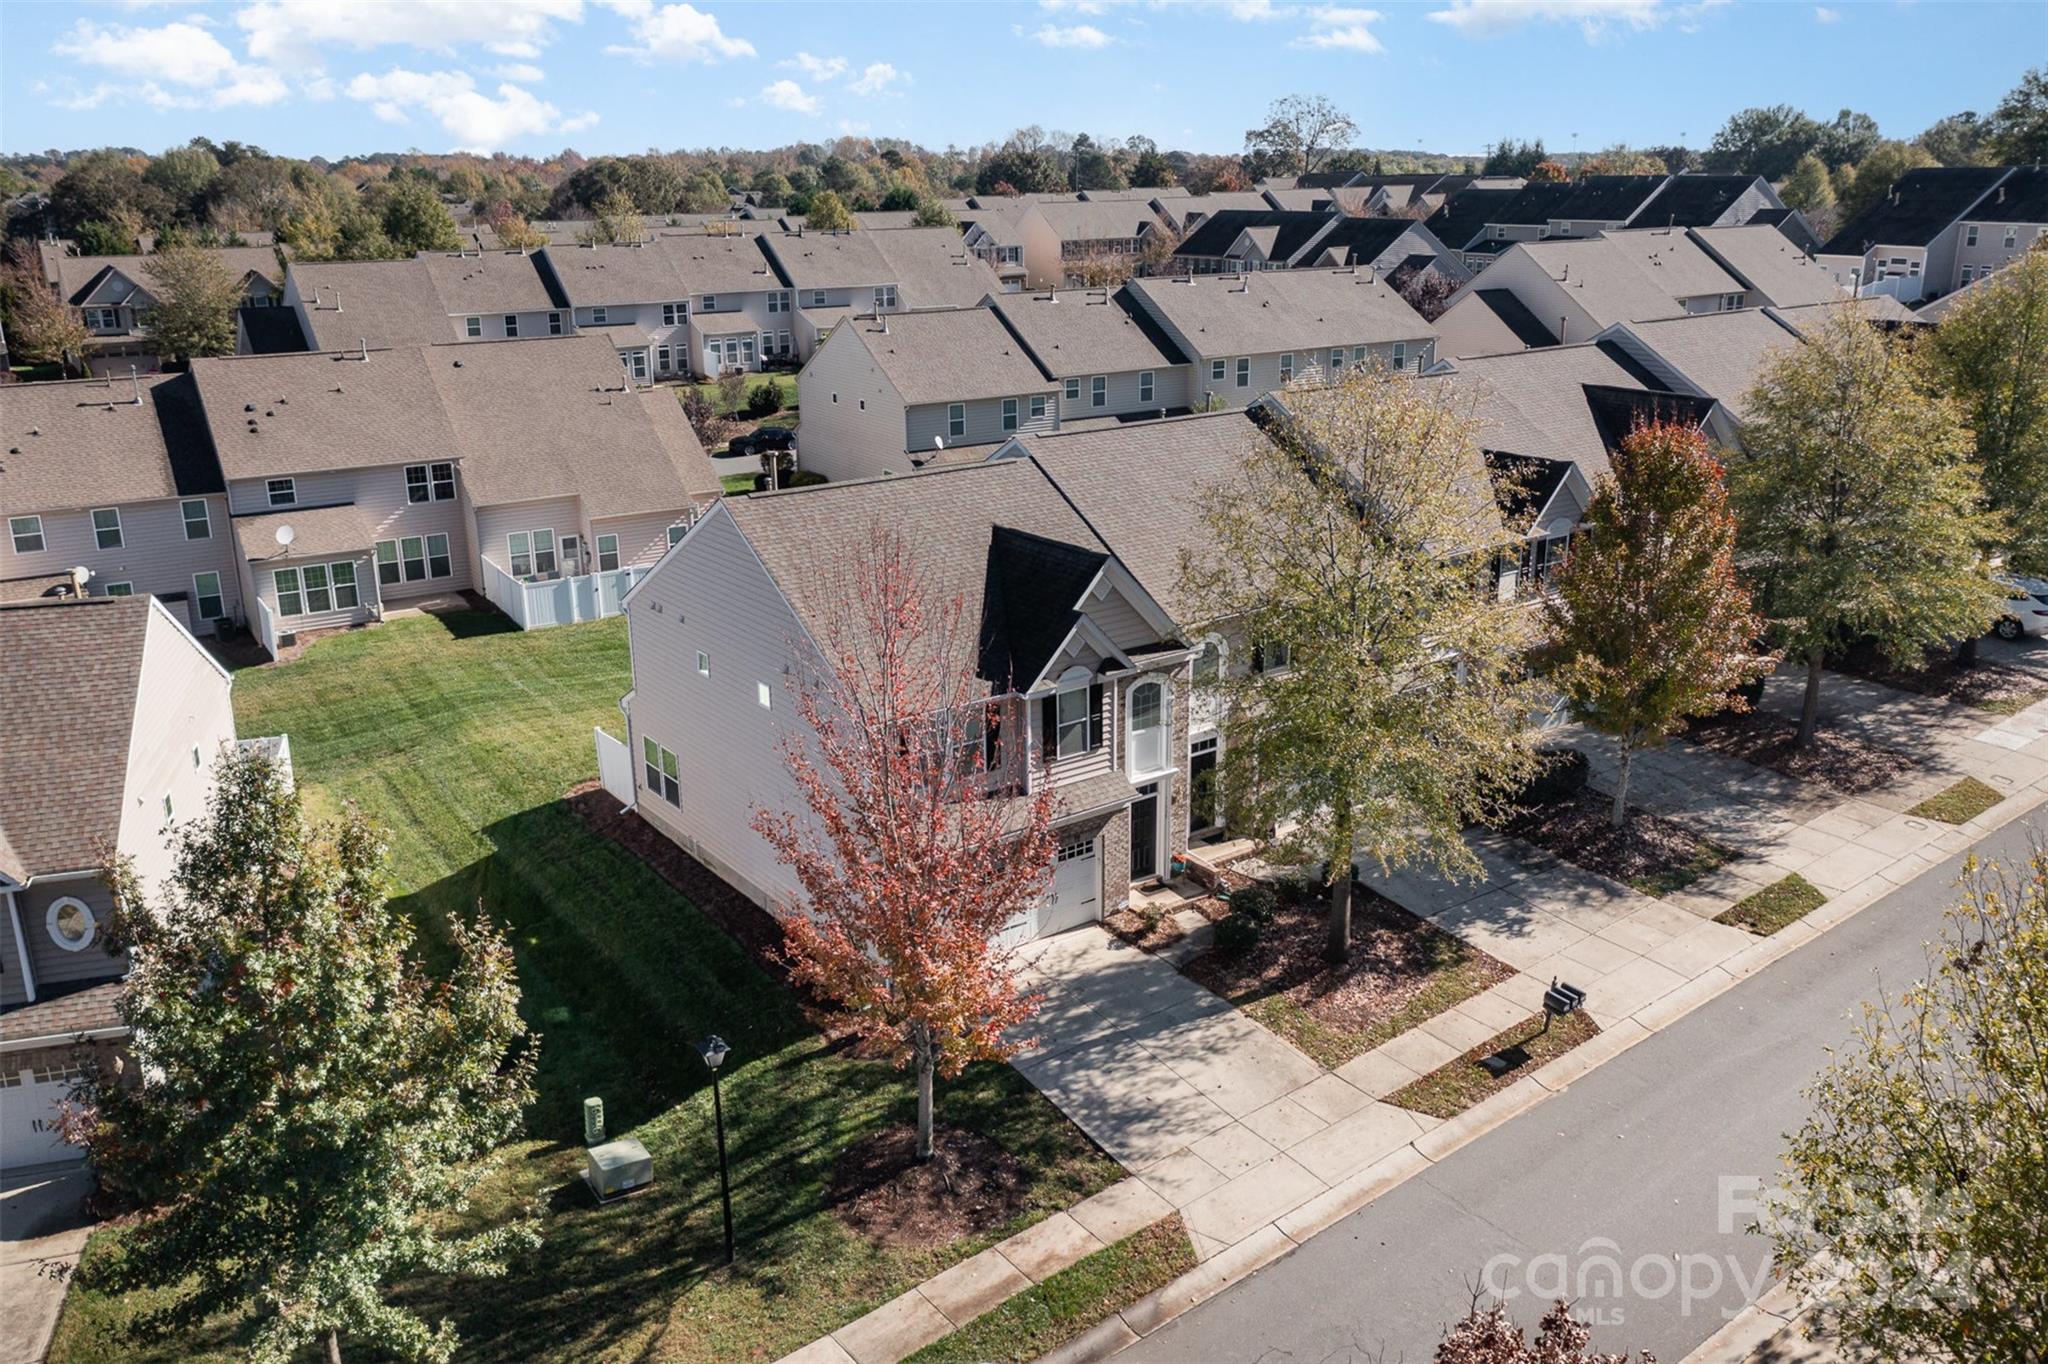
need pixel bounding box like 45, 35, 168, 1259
584, 1137, 654, 1202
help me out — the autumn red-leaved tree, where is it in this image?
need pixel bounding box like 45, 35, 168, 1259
755, 524, 1059, 1162
1539, 420, 1772, 826
1436, 1299, 1654, 1363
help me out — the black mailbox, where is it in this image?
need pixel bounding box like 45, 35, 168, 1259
1542, 978, 1586, 1031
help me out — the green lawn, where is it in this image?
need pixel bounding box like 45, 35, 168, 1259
1716, 873, 1828, 936
49, 610, 1116, 1364
1386, 1011, 1600, 1120
684, 371, 798, 415
1906, 776, 2005, 825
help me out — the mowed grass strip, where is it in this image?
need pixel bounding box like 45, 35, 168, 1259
904, 1218, 1197, 1364
1386, 1011, 1600, 1120
49, 611, 1118, 1364
1906, 776, 2005, 825
1716, 873, 1828, 935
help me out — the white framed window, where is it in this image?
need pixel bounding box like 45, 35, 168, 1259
757, 681, 772, 709
643, 737, 680, 806
391, 536, 422, 581
1391, 341, 1406, 370
193, 571, 225, 621
46, 896, 98, 952
1139, 370, 1154, 403
507, 532, 532, 577
1065, 377, 1081, 403
181, 498, 211, 540
810, 289, 828, 307
597, 533, 620, 571
1192, 634, 1227, 686
1209, 358, 1226, 382
1029, 394, 1047, 420
9, 515, 44, 554
1002, 397, 1019, 431
1330, 347, 1345, 373
376, 540, 400, 586
948, 403, 966, 438
426, 532, 451, 578
1966, 225, 1980, 246
657, 344, 671, 372
548, 312, 563, 335
302, 562, 333, 613
667, 522, 688, 546
662, 302, 685, 326
1253, 640, 1293, 673
1127, 679, 1169, 776
504, 314, 519, 338
532, 529, 556, 575
1278, 353, 1294, 382
700, 295, 717, 312
85, 307, 121, 331
696, 650, 710, 676
465, 316, 482, 338
1054, 672, 1092, 759
2004, 227, 2018, 248
103, 582, 133, 597
91, 507, 122, 549
767, 290, 789, 314
1235, 357, 1250, 388
267, 477, 296, 507
778, 329, 792, 355
274, 567, 303, 615
1091, 375, 1107, 408
332, 561, 359, 608
591, 306, 608, 325
874, 284, 898, 309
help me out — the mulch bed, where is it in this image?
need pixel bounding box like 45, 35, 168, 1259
1833, 643, 2048, 716
1499, 790, 1738, 898
1103, 894, 1227, 952
1182, 885, 1512, 1069
828, 1122, 1032, 1250
1684, 709, 1917, 796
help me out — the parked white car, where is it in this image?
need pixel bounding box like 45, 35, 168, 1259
1994, 575, 2048, 640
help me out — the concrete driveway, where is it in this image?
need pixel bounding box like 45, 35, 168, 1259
1, 1164, 94, 1364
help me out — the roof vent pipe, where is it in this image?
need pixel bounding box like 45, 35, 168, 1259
334, 288, 342, 312
359, 338, 369, 361
1558, 317, 1569, 344
129, 364, 141, 405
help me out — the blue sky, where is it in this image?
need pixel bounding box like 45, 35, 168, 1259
3, 1, 2040, 161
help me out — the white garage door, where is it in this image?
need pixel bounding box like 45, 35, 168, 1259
1039, 836, 1102, 938
0, 1063, 87, 1171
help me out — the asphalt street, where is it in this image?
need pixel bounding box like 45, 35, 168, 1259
1120, 807, 2046, 1364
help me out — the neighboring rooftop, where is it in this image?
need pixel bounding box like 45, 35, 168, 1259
1629, 174, 1764, 228
1444, 342, 1671, 479
1482, 179, 1580, 227
845, 307, 1056, 406
761, 230, 896, 291
1425, 187, 1527, 251
1624, 309, 1805, 421
1819, 166, 2014, 254
1128, 267, 1434, 355
539, 241, 695, 308
991, 288, 1184, 378
290, 257, 466, 350
51, 246, 281, 307
0, 375, 193, 515
1687, 224, 1846, 307
1547, 175, 1671, 224
868, 227, 1006, 307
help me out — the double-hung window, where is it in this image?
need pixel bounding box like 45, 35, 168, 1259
700, 295, 717, 313
767, 291, 789, 314
531, 529, 556, 575
330, 561, 359, 608
302, 563, 333, 613
267, 477, 296, 507
1091, 375, 1107, 408
591, 306, 608, 325
2005, 227, 2019, 248
948, 403, 966, 439
1002, 398, 1019, 431
426, 533, 451, 578
1029, 394, 1048, 420
1235, 357, 1250, 388
548, 312, 563, 335
642, 737, 680, 805
596, 533, 620, 572
192, 571, 225, 621
1065, 377, 1082, 403
503, 314, 519, 338
1966, 225, 1980, 246
9, 515, 44, 554
508, 532, 532, 577
1330, 347, 1346, 373
465, 316, 482, 338
1054, 682, 1091, 759
394, 537, 424, 582
376, 540, 400, 586
1139, 370, 1154, 403
92, 507, 122, 549
403, 462, 455, 503
1391, 341, 1406, 370
274, 567, 303, 616
1278, 353, 1294, 382
662, 302, 685, 327
810, 289, 828, 307
874, 284, 898, 310
1209, 358, 1226, 382
181, 498, 211, 540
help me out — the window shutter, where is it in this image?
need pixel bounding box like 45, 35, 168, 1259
1041, 695, 1057, 762
1088, 683, 1105, 749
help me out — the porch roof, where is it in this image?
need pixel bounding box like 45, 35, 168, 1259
234, 503, 379, 560
695, 311, 764, 335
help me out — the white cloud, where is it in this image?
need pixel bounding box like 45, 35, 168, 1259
781, 51, 846, 79
1291, 6, 1385, 49
238, 0, 583, 62
560, 109, 601, 132
1221, 0, 1296, 18
345, 67, 577, 150
1813, 5, 1841, 19
847, 61, 906, 96
1038, 0, 1110, 11
837, 117, 871, 135
1427, 0, 1669, 38
1030, 22, 1113, 46
494, 61, 547, 81
54, 18, 290, 106
758, 79, 818, 113
606, 2, 755, 62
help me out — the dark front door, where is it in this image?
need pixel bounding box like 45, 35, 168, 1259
1189, 739, 1218, 834
1130, 782, 1159, 881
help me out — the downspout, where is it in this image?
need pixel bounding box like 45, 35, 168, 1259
6, 889, 36, 1002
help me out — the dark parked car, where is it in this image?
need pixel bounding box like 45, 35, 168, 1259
728, 426, 795, 459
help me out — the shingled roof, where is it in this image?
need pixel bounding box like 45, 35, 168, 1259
1819, 166, 2013, 254
1127, 267, 1433, 357
1687, 225, 1845, 307
1425, 187, 1526, 250
1, 375, 192, 516
991, 289, 1184, 377
0, 596, 153, 881
1629, 174, 1764, 228
842, 308, 1055, 406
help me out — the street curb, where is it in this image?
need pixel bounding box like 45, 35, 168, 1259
1041, 779, 2048, 1364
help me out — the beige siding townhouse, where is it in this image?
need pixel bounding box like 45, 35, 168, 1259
1947, 166, 2048, 291
988, 288, 1193, 421
796, 307, 1060, 480
1122, 268, 1437, 409
619, 456, 1194, 945
0, 594, 273, 1172
1815, 165, 2043, 303
536, 241, 700, 382
286, 252, 572, 351
2, 374, 243, 635
44, 246, 285, 377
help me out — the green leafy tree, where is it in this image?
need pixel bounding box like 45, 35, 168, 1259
1779, 152, 1836, 216
141, 244, 245, 364
678, 168, 730, 214
1129, 141, 1176, 188
1837, 140, 1938, 224
1482, 137, 1548, 179
1915, 111, 1989, 166
50, 151, 164, 236
373, 177, 462, 254
70, 751, 537, 1364
1180, 366, 1543, 964
911, 198, 956, 228
751, 169, 794, 207
142, 144, 221, 221
1, 245, 88, 369
1986, 65, 2048, 163
1770, 846, 2048, 1364
1814, 108, 1883, 170
806, 189, 855, 233
1538, 422, 1771, 826
975, 147, 1063, 195
586, 188, 645, 244
1244, 94, 1357, 177
1730, 306, 2002, 745
1705, 104, 1823, 181
74, 218, 138, 256
1931, 247, 2048, 577
877, 184, 922, 212
1069, 133, 1125, 191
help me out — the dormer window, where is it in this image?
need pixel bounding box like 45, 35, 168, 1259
700, 295, 717, 312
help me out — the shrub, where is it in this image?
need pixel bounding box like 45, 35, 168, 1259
1212, 913, 1261, 955
1513, 746, 1589, 808
1227, 885, 1278, 925
786, 470, 827, 488
746, 382, 782, 418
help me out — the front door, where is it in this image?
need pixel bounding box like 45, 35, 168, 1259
1189, 738, 1218, 835
1130, 781, 1160, 881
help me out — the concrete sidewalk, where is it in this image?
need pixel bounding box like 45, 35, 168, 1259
0, 1165, 94, 1364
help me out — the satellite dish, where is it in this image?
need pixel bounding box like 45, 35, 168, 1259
933, 435, 945, 450
275, 525, 296, 548
69, 565, 93, 593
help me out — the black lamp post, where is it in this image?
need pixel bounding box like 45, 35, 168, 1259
698, 1035, 735, 1266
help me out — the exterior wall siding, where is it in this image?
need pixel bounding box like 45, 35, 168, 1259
228, 465, 473, 599
594, 508, 695, 570
1053, 366, 1192, 419
793, 325, 911, 482
116, 605, 236, 901
1950, 221, 2048, 290
905, 394, 1057, 453
3, 494, 241, 632
1190, 341, 1433, 409
253, 551, 378, 635
476, 495, 586, 576
9, 879, 126, 1005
